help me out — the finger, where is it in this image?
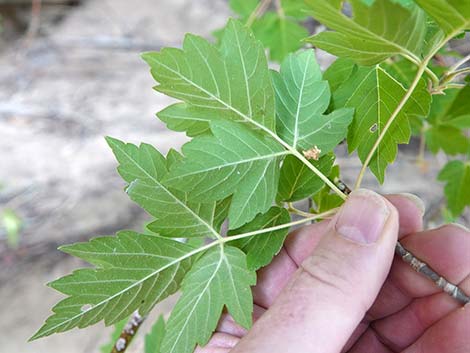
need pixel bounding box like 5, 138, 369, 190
392, 224, 470, 297
402, 304, 470, 353
194, 333, 240, 352
252, 247, 298, 308
368, 225, 470, 350
384, 193, 424, 237
368, 223, 470, 321
216, 304, 265, 338
232, 189, 399, 353
371, 292, 464, 351
283, 220, 330, 265
347, 329, 394, 353
194, 347, 231, 353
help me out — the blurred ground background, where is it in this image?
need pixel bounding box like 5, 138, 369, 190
0, 1, 468, 352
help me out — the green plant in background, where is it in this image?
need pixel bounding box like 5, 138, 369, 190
31, 1, 469, 353
1, 208, 23, 248
215, 0, 310, 61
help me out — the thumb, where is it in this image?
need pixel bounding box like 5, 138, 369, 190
232, 189, 399, 353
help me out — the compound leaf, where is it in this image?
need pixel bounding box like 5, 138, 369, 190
161, 246, 256, 353
164, 121, 287, 229
438, 161, 470, 217
31, 231, 194, 340
229, 206, 291, 270
273, 50, 354, 152
143, 19, 275, 135
305, 0, 427, 65
334, 65, 431, 182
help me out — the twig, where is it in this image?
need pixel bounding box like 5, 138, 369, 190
341, 181, 470, 305
395, 243, 470, 304
246, 0, 272, 27
110, 311, 146, 353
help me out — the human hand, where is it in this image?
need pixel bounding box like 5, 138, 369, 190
195, 189, 470, 353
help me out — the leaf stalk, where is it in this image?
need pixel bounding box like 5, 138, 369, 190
354, 31, 462, 190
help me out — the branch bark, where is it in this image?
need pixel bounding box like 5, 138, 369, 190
110, 311, 146, 353
395, 242, 470, 304
342, 182, 470, 305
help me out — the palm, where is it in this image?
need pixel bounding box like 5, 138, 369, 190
197, 195, 470, 353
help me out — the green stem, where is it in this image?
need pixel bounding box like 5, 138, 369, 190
246, 0, 272, 27
354, 62, 428, 189
402, 53, 439, 86
225, 208, 338, 243
449, 53, 470, 72
287, 202, 317, 218
240, 112, 347, 200
354, 32, 461, 190
275, 0, 285, 19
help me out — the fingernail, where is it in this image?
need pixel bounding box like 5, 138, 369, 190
398, 193, 425, 216
336, 189, 391, 244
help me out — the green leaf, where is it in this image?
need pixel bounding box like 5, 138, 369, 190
161, 246, 256, 353
143, 19, 275, 134
31, 232, 194, 340
323, 58, 357, 93
312, 165, 345, 213
145, 316, 165, 353
273, 50, 354, 152
253, 13, 308, 62
107, 137, 223, 239
106, 137, 166, 185
157, 103, 211, 137
277, 154, 335, 202
425, 85, 470, 155
229, 206, 291, 270
305, 0, 427, 65
100, 318, 127, 353
426, 125, 470, 155
438, 86, 470, 125
362, 0, 417, 7
333, 65, 431, 182
164, 121, 287, 229
281, 0, 311, 18
414, 0, 470, 35
128, 180, 223, 238
229, 0, 258, 18
384, 58, 419, 87
438, 160, 470, 217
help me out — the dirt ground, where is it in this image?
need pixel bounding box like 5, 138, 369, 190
0, 1, 468, 352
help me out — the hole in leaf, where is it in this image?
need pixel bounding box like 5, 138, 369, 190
81, 304, 92, 312
370, 123, 378, 133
